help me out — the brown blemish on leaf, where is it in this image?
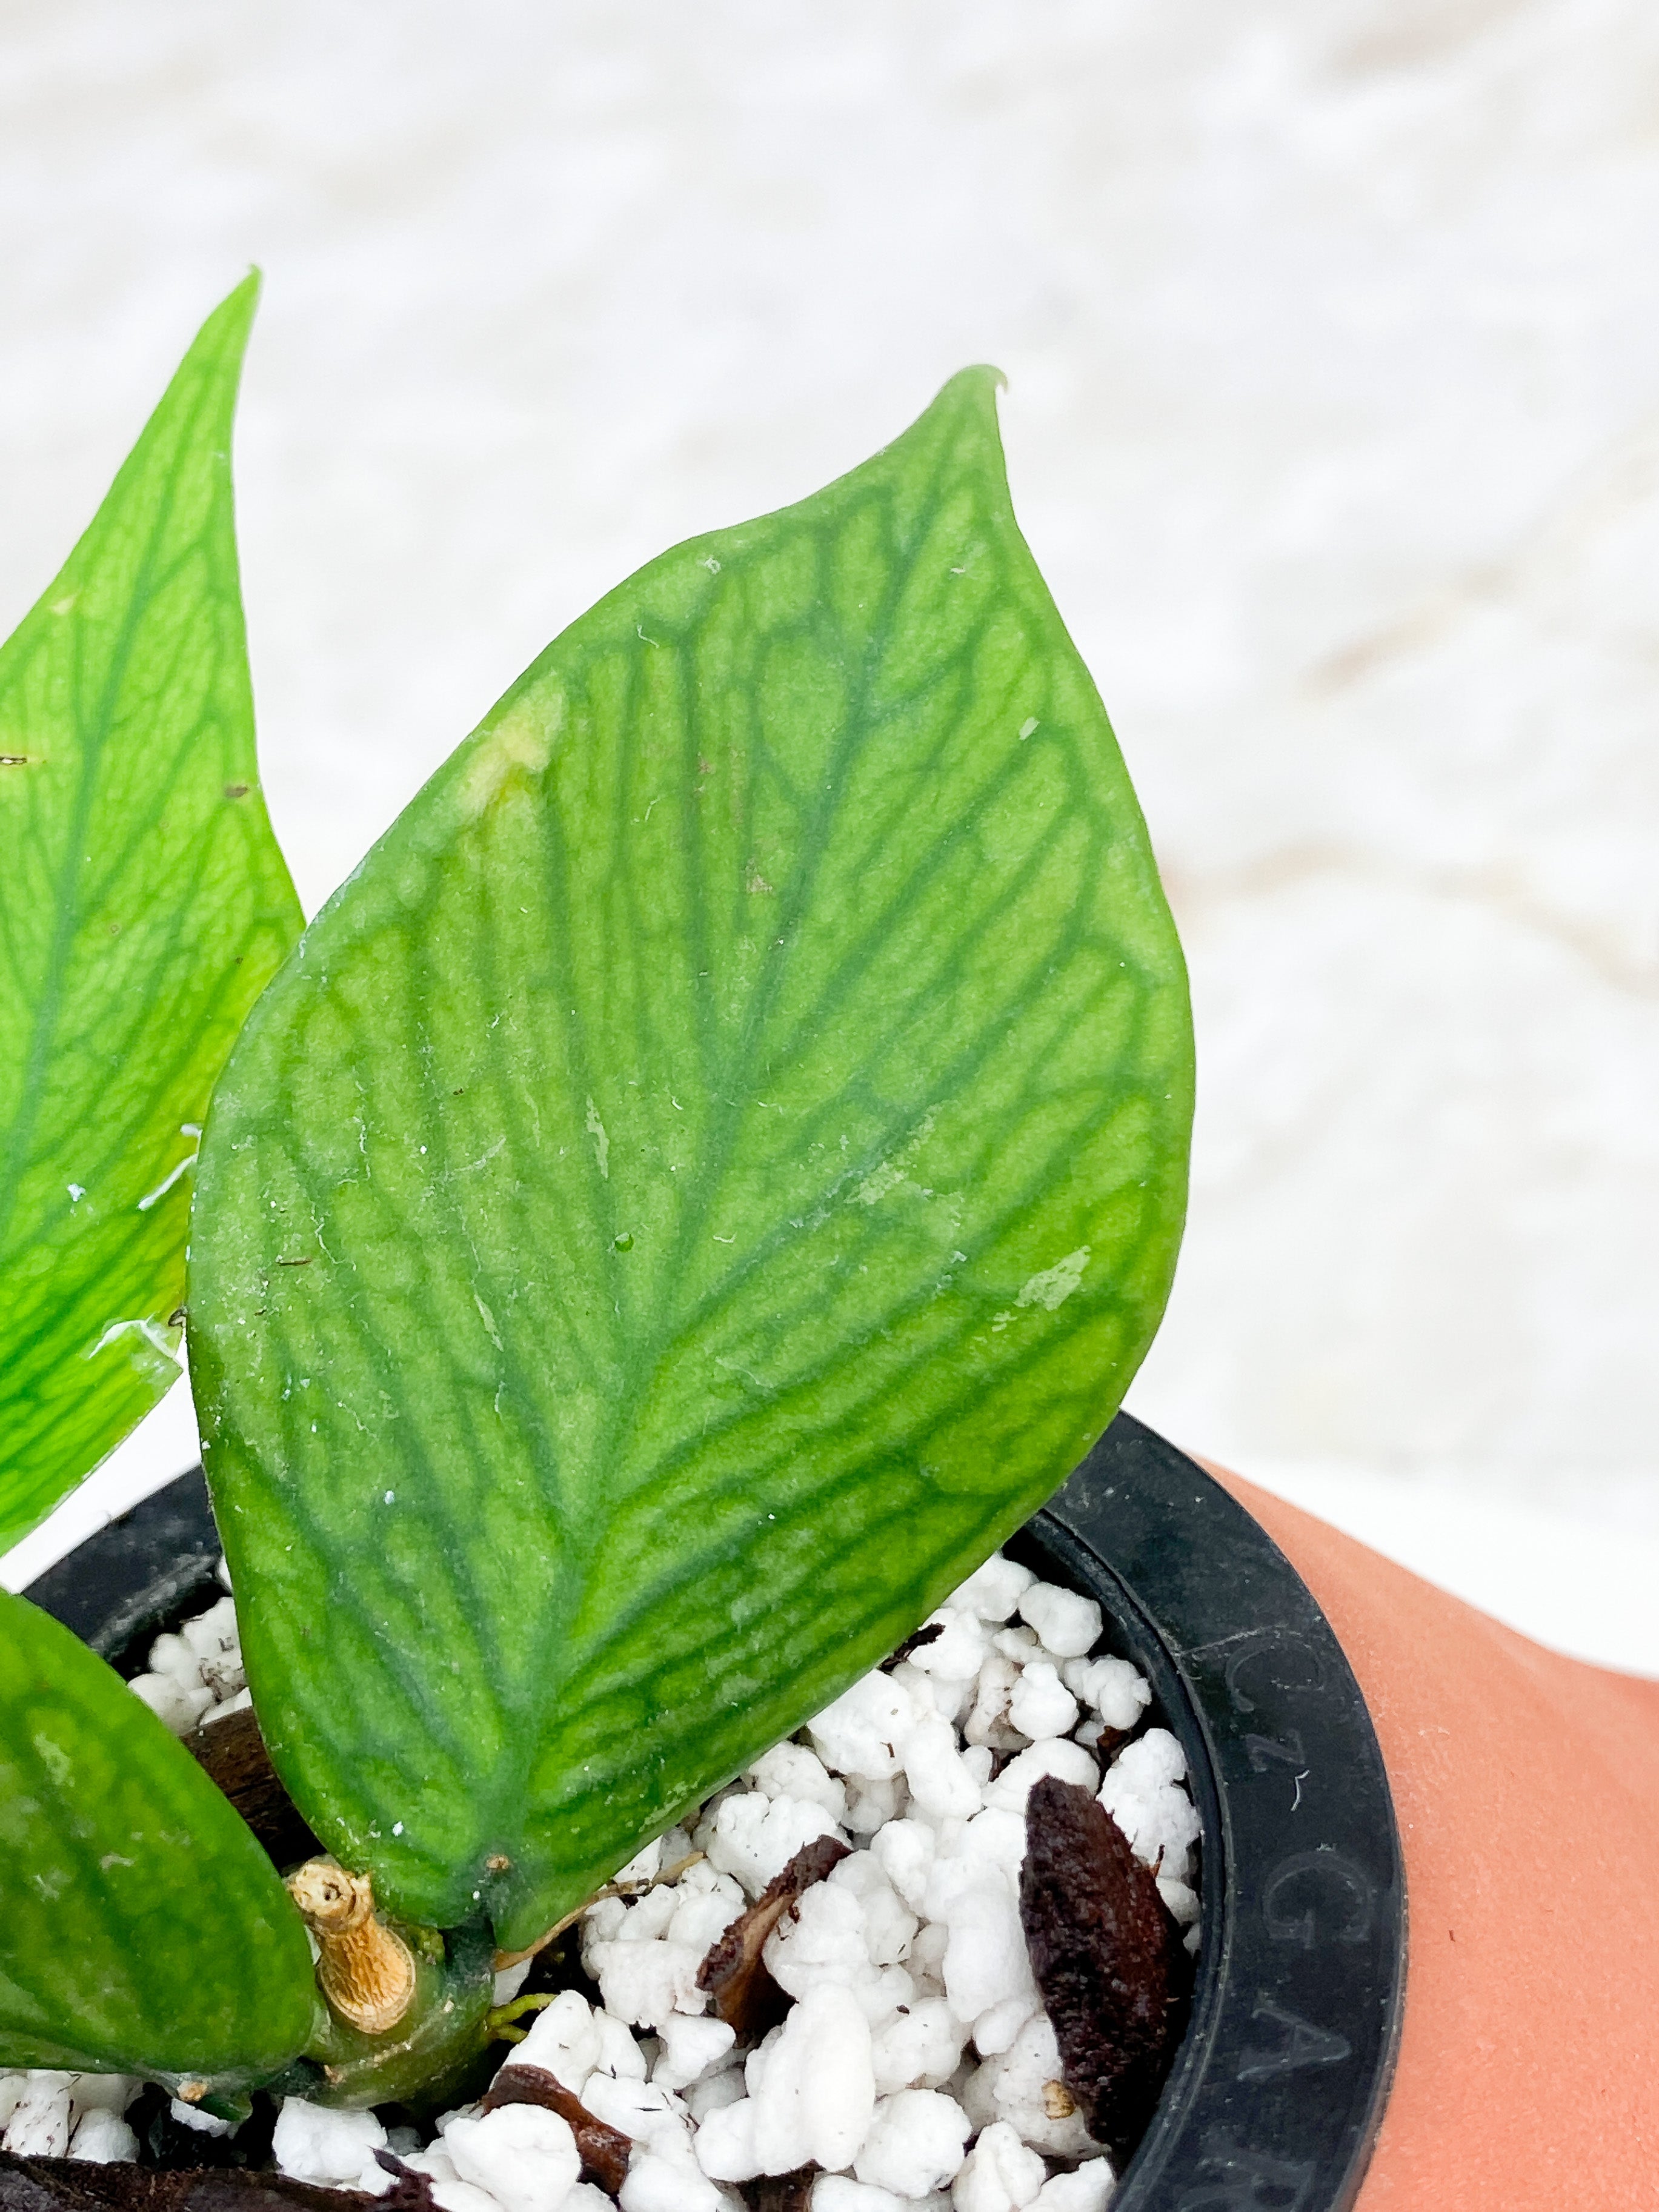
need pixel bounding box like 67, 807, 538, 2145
224, 784, 250, 799
480, 2066, 631, 2196
697, 1834, 850, 2036
1020, 1775, 1189, 2164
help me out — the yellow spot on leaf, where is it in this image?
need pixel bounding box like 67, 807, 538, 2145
1015, 1246, 1091, 1312
32, 1734, 71, 1787
585, 1098, 610, 1180
459, 696, 560, 819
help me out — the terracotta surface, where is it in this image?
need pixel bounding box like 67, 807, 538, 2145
1206, 1466, 1659, 2206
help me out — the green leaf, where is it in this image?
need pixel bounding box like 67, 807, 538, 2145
0, 277, 302, 1553
190, 369, 1193, 1949
0, 1588, 316, 2081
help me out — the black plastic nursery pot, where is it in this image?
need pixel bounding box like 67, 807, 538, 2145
24, 1411, 1406, 2212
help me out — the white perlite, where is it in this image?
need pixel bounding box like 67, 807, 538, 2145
271, 2098, 391, 2193
127, 1578, 250, 1739
50, 1550, 1199, 2210
0, 2072, 141, 2164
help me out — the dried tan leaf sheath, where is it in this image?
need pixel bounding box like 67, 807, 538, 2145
287, 1858, 417, 2034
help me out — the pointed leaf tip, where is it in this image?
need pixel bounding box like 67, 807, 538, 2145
911, 362, 1008, 443
218, 266, 262, 334
945, 361, 1008, 399
0, 287, 299, 1550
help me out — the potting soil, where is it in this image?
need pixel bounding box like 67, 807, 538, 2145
1, 1552, 1202, 2210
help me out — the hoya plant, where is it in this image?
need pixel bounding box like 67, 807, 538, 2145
0, 283, 1192, 2115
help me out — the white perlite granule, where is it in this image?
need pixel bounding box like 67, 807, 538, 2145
0, 2071, 142, 2163
16, 1550, 1200, 2210
126, 1572, 248, 1739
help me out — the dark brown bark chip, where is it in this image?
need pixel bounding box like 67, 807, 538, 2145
739, 2171, 816, 2211
882, 1621, 943, 1670
367, 2156, 436, 2212
697, 1834, 851, 2037
171, 2180, 375, 2212
0, 2155, 376, 2212
479, 2065, 631, 2195
1086, 1724, 1129, 1766
184, 1705, 321, 1870
1020, 1775, 1190, 2165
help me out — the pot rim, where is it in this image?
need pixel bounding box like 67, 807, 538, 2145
24, 1410, 1405, 2210
1022, 1412, 1405, 2211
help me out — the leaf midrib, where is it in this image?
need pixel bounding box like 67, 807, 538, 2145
490, 474, 945, 1764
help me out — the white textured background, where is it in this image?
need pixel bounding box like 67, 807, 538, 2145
4, 0, 1657, 1667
